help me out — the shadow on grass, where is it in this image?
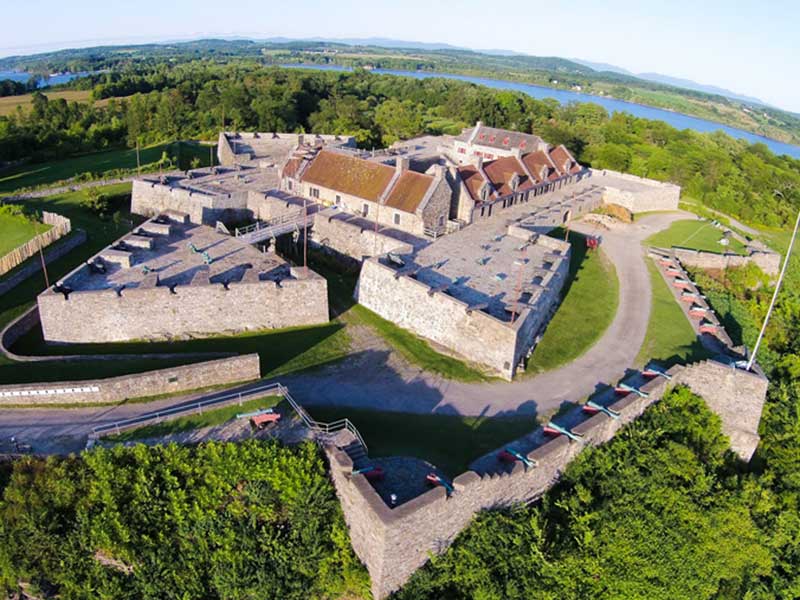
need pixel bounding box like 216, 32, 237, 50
309, 404, 536, 477
7, 320, 349, 384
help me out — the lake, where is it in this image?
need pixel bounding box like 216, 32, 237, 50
282, 64, 800, 159
0, 70, 93, 87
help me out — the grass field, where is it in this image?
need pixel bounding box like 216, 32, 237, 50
107, 395, 283, 442
308, 405, 534, 476
525, 230, 619, 374
0, 90, 93, 116
0, 208, 50, 256
646, 219, 749, 255
0, 141, 217, 193
636, 260, 712, 368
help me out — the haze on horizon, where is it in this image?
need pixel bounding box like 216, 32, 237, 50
2, 0, 798, 113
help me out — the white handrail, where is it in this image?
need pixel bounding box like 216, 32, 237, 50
91, 382, 368, 453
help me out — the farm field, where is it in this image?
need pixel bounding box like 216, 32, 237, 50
0, 141, 217, 193
0, 90, 93, 116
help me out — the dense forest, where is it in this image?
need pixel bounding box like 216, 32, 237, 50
1, 63, 799, 227
0, 441, 369, 599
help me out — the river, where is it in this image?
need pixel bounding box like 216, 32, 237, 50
282, 64, 800, 159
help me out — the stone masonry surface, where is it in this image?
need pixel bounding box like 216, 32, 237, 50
326, 359, 767, 599
37, 214, 329, 343
0, 354, 261, 406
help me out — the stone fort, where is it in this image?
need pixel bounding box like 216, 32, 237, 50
128, 122, 680, 377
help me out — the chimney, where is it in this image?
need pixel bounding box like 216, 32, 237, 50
468, 121, 483, 144
476, 156, 484, 170
297, 134, 305, 147
512, 148, 523, 159
396, 156, 409, 174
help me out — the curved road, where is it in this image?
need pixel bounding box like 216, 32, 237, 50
0, 211, 695, 452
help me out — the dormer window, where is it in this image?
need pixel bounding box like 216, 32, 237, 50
479, 133, 486, 140
489, 135, 496, 143
480, 183, 491, 202
519, 140, 527, 149
502, 137, 510, 146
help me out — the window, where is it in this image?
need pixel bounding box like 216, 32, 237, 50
393, 212, 401, 225
458, 147, 466, 154
362, 203, 369, 217
502, 137, 510, 146
287, 179, 293, 190
519, 140, 527, 150
335, 194, 341, 205
310, 187, 320, 199
438, 215, 445, 227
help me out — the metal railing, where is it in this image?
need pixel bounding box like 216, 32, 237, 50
89, 382, 367, 453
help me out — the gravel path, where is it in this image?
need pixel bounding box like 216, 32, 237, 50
0, 211, 693, 451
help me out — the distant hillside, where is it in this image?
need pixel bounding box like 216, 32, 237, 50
635, 72, 770, 107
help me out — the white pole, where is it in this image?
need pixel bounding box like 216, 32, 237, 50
746, 208, 800, 371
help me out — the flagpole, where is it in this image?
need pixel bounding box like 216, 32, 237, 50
746, 207, 800, 371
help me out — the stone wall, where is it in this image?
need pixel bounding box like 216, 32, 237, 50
327, 359, 768, 599
677, 360, 767, 458
672, 246, 781, 276
0, 354, 261, 406
312, 209, 415, 263
131, 180, 251, 225
355, 257, 567, 379
0, 230, 87, 297
596, 169, 680, 213
38, 267, 329, 343
0, 211, 72, 276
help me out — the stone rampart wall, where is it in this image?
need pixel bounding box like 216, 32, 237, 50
0, 211, 72, 276
0, 230, 87, 297
0, 354, 261, 406
131, 180, 251, 225
38, 268, 329, 343
328, 359, 768, 598
595, 169, 680, 213
312, 210, 414, 263
355, 258, 566, 379
673, 246, 781, 276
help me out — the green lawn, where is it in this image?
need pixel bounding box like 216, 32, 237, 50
646, 219, 749, 255
525, 231, 620, 374
0, 141, 216, 193
636, 260, 712, 368
308, 405, 534, 477
0, 208, 49, 257
349, 304, 493, 382
106, 395, 283, 442
311, 252, 494, 383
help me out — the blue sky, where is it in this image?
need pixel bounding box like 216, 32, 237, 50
3, 0, 798, 112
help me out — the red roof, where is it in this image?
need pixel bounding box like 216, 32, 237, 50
521, 150, 559, 183
458, 165, 487, 202
301, 150, 395, 202
549, 145, 582, 176
482, 155, 533, 196
384, 170, 435, 213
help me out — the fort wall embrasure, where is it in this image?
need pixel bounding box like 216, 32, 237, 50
327, 359, 767, 599
0, 353, 261, 406
38, 267, 329, 343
